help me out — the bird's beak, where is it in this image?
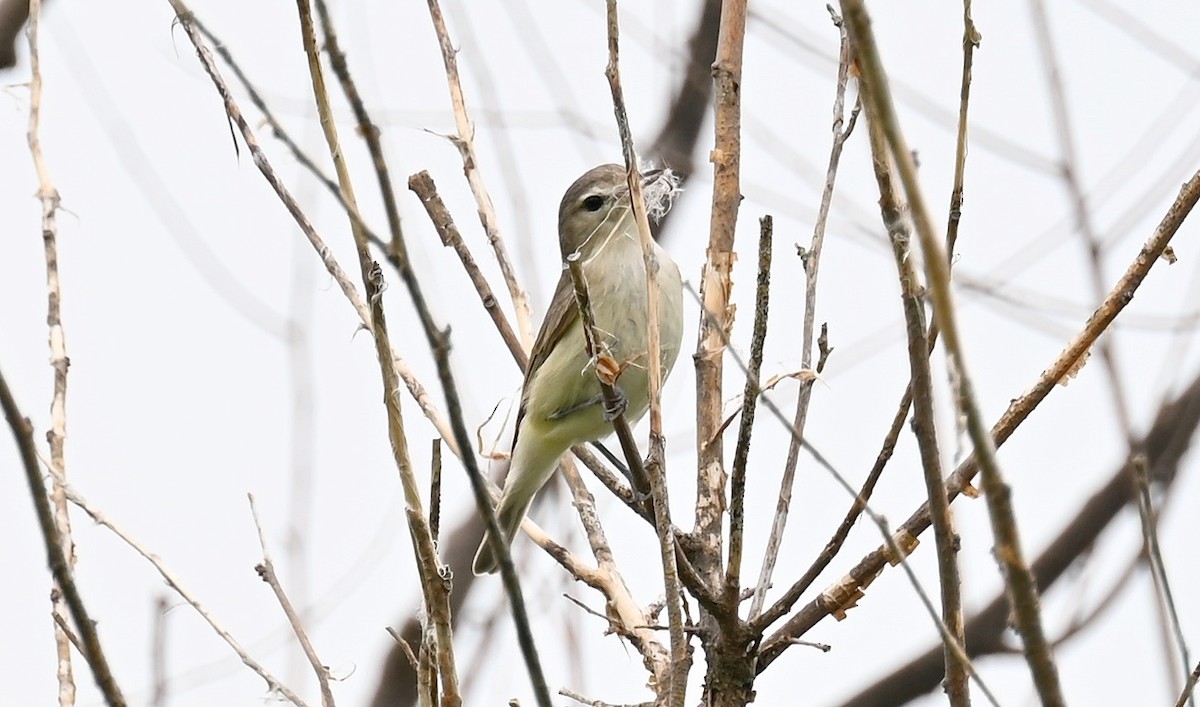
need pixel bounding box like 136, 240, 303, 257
640, 168, 665, 188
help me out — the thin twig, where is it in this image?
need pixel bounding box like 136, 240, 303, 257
748, 7, 858, 620
726, 216, 772, 597
565, 257, 651, 497
310, 0, 405, 261
26, 4, 78, 704
866, 105, 969, 705
1, 370, 126, 706
556, 478, 622, 590
837, 372, 1200, 704
785, 639, 832, 653
429, 326, 550, 707
602, 5, 688, 701
175, 12, 461, 468
683, 284, 994, 703
33, 443, 304, 704
186, 17, 394, 259
311, 0, 444, 357
49, 609, 82, 658
1177, 660, 1200, 707
560, 687, 652, 707
562, 452, 727, 624
749, 385, 901, 632
1029, 0, 1135, 439
151, 597, 170, 707
430, 440, 443, 546
841, 2, 1064, 702
874, 517, 997, 707
1132, 455, 1193, 699
386, 627, 420, 671
758, 167, 1200, 669
945, 0, 980, 256
557, 458, 673, 688
944, 0, 979, 464
166, 1, 369, 325
423, 0, 534, 346
292, 2, 462, 704
248, 495, 336, 707
572, 445, 643, 516
28, 0, 68, 571
444, 2, 544, 304
172, 5, 464, 462
944, 191, 1199, 445
407, 171, 527, 370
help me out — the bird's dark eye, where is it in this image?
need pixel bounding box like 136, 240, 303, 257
582, 194, 605, 212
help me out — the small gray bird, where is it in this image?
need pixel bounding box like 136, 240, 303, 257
472, 163, 684, 575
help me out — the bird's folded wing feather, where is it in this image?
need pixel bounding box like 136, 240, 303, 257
512, 268, 581, 446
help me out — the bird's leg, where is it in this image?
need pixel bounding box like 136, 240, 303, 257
547, 395, 605, 421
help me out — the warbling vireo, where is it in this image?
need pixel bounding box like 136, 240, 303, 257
472, 163, 684, 575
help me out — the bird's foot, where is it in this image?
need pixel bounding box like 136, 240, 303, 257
603, 386, 628, 421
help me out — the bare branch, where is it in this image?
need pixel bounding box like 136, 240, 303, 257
758, 166, 1200, 668
408, 171, 527, 370
1, 370, 126, 706
1132, 456, 1193, 690
25, 3, 78, 702
691, 0, 748, 590
602, 7, 689, 700
292, 1, 463, 703
726, 217, 772, 596
248, 495, 336, 707
1029, 0, 1135, 437
557, 459, 674, 690
423, 0, 534, 346
1177, 660, 1200, 707
429, 324, 550, 707
839, 372, 1200, 705
865, 96, 968, 705
37, 451, 305, 705
748, 9, 858, 621
842, 1, 1065, 700
310, 0, 406, 263
944, 0, 980, 255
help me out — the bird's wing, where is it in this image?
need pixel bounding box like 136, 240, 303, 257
512, 268, 580, 445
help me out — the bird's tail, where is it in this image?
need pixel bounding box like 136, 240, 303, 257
471, 493, 534, 575
472, 425, 567, 575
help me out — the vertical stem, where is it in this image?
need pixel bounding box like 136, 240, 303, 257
293, 2, 463, 703
945, 0, 979, 256
424, 0, 534, 346
747, 10, 857, 620
694, 0, 748, 586
26, 3, 77, 703
725, 217, 772, 596
602, 3, 689, 701
866, 114, 970, 705
1, 370, 126, 706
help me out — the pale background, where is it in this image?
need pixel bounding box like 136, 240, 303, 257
2, 1, 1199, 705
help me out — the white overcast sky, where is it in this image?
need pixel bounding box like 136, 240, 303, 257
3, 1, 1200, 705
